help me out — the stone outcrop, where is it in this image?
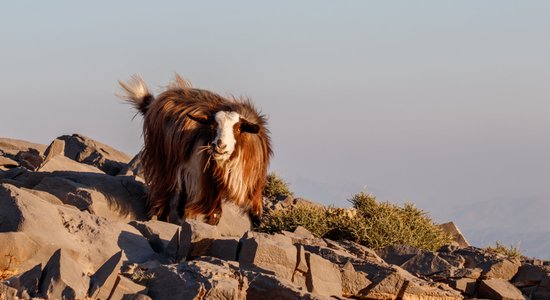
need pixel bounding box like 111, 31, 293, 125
439, 222, 471, 248
0, 135, 546, 300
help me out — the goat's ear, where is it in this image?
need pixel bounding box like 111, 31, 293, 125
187, 113, 211, 125
240, 119, 260, 134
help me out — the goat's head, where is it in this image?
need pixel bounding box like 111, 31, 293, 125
188, 111, 260, 162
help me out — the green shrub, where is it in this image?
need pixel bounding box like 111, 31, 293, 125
257, 204, 330, 236
349, 192, 452, 250
257, 191, 452, 251
485, 241, 522, 258
263, 172, 293, 198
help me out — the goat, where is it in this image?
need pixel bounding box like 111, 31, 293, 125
118, 75, 272, 225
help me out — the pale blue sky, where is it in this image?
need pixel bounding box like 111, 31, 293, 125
2, 1, 549, 256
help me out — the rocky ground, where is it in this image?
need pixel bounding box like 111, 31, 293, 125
0, 134, 549, 300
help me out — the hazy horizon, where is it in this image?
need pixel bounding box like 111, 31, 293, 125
2, 1, 549, 257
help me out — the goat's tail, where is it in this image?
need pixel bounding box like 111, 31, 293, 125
117, 75, 154, 115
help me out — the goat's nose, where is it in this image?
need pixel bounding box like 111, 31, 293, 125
217, 140, 227, 150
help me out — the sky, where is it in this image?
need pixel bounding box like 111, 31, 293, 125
1, 2, 549, 257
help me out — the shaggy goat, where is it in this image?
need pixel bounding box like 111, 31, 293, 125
119, 75, 272, 225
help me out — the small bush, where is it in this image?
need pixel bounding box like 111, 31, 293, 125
257, 191, 452, 251
349, 192, 452, 250
257, 204, 330, 236
263, 172, 293, 198
485, 241, 522, 258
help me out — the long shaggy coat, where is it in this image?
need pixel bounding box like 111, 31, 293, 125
119, 75, 272, 224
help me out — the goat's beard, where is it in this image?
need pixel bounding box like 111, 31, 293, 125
198, 145, 230, 172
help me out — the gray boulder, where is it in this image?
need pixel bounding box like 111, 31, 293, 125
88, 251, 124, 300
39, 249, 90, 300
239, 231, 297, 281
400, 251, 454, 277
377, 244, 426, 266
305, 252, 342, 297
57, 134, 132, 175
0, 138, 46, 156
479, 278, 525, 300
0, 183, 154, 274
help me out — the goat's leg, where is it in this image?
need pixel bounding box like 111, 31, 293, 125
205, 194, 223, 225
249, 189, 264, 227
168, 190, 185, 225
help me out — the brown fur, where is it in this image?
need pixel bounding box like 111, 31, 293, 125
120, 75, 272, 224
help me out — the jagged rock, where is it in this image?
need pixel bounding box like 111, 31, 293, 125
332, 239, 386, 264
5, 135, 550, 300
31, 171, 148, 221
33, 176, 93, 210
239, 231, 297, 281
295, 245, 308, 274
0, 232, 41, 276
341, 261, 371, 297
437, 252, 466, 269
281, 230, 328, 248
0, 165, 27, 183
21, 186, 64, 206
377, 244, 426, 266
146, 264, 202, 299
294, 226, 316, 239
118, 152, 143, 178
0, 138, 47, 156
0, 184, 154, 274
454, 246, 488, 268
39, 249, 90, 300
148, 257, 327, 300
305, 252, 342, 296
245, 272, 329, 300
513, 263, 550, 287
88, 251, 124, 299
359, 266, 463, 300
15, 149, 43, 171
147, 259, 243, 300
32, 174, 145, 222
122, 294, 153, 300
109, 276, 148, 300
57, 134, 132, 175
184, 220, 221, 258
445, 277, 477, 296
0, 156, 18, 169
6, 263, 42, 299
42, 138, 65, 163
481, 258, 521, 280
401, 252, 454, 277
479, 278, 526, 300
438, 222, 470, 248
303, 243, 363, 267
38, 154, 105, 173
453, 267, 483, 280
208, 237, 240, 261
0, 282, 18, 300
291, 245, 308, 288
164, 228, 185, 262
129, 220, 180, 253
535, 274, 550, 299
216, 202, 252, 237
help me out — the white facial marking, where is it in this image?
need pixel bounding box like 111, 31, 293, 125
213, 111, 240, 161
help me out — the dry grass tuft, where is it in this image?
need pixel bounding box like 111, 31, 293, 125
485, 241, 523, 258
